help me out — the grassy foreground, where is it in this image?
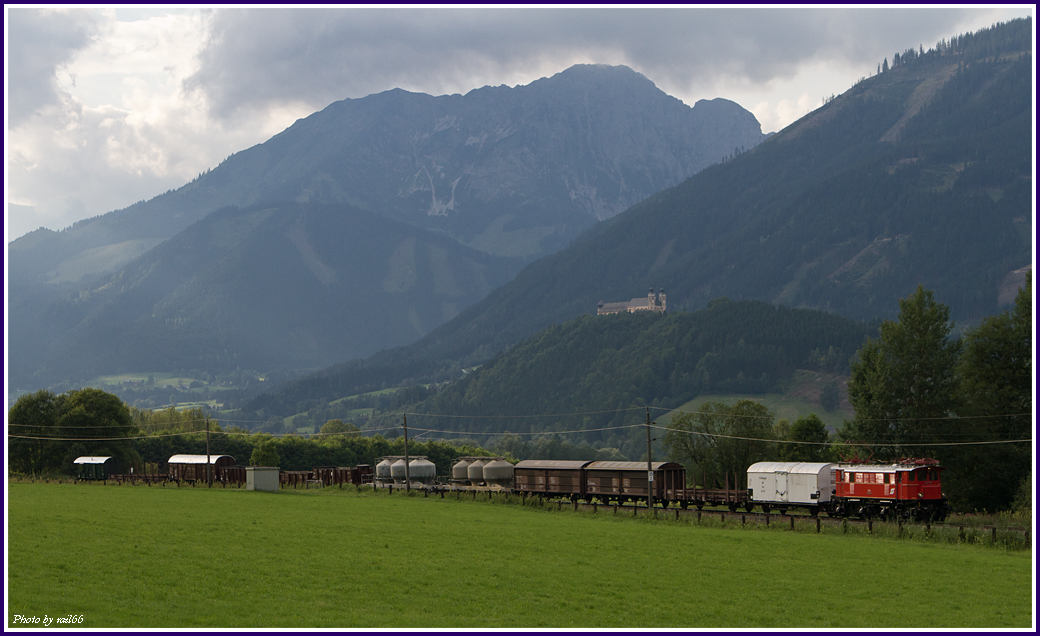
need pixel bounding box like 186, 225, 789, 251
6, 482, 1033, 628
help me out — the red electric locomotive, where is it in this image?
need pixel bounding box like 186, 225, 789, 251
831, 458, 950, 521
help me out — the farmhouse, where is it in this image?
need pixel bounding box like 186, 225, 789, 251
597, 287, 667, 315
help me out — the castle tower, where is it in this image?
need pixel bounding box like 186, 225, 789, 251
658, 288, 666, 312
648, 286, 655, 310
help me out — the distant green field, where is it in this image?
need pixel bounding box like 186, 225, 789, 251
329, 387, 401, 405
91, 372, 199, 387
661, 392, 851, 431
7, 482, 1031, 629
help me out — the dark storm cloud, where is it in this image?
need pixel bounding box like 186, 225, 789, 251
7, 8, 100, 126
186, 7, 978, 118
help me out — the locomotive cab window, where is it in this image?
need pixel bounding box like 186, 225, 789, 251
907, 471, 915, 482
884, 474, 890, 484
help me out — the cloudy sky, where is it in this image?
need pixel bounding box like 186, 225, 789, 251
4, 5, 1034, 240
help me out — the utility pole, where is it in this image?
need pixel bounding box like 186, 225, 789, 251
403, 413, 410, 493
206, 416, 212, 486
646, 407, 653, 512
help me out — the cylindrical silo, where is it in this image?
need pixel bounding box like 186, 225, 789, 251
467, 459, 487, 485
375, 458, 394, 484
409, 458, 437, 484
482, 458, 515, 487
390, 458, 409, 484
452, 458, 472, 483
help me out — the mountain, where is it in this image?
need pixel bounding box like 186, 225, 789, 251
244, 19, 1032, 416
8, 64, 766, 287
8, 201, 524, 390
8, 64, 768, 392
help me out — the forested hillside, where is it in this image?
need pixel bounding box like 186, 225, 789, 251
9, 202, 523, 389
245, 300, 876, 457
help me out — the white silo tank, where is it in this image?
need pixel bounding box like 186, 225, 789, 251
391, 458, 409, 484
452, 458, 473, 483
482, 458, 515, 487
409, 458, 437, 484
376, 458, 394, 484
467, 459, 487, 484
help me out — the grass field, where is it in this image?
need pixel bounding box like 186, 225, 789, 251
6, 482, 1034, 629
660, 392, 851, 431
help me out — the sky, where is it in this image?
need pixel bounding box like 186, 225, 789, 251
4, 5, 1035, 241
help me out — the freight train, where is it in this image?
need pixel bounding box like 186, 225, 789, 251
504, 457, 950, 522
83, 452, 950, 522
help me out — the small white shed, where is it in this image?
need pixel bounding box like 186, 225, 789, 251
747, 462, 834, 505
246, 466, 280, 492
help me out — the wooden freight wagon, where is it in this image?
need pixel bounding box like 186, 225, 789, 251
513, 460, 591, 499
166, 455, 236, 483
73, 456, 121, 480
313, 465, 375, 487
583, 461, 687, 505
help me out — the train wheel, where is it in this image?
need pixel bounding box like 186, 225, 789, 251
744, 503, 754, 513
661, 500, 669, 509
680, 501, 689, 510
761, 504, 770, 514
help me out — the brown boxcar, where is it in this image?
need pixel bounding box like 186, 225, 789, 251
584, 461, 687, 505
166, 455, 236, 482
513, 460, 591, 498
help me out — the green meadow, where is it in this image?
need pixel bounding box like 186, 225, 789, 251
6, 482, 1032, 628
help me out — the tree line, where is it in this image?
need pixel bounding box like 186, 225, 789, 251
663, 278, 1032, 513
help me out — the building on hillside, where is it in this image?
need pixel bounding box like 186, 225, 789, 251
597, 287, 667, 315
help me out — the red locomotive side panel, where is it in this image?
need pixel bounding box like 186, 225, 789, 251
835, 461, 945, 503
895, 465, 944, 502
835, 467, 899, 501
833, 459, 949, 521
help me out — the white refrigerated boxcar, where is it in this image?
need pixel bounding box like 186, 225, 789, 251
747, 462, 835, 513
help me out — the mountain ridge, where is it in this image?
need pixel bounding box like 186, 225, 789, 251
9, 64, 765, 285
239, 18, 1032, 416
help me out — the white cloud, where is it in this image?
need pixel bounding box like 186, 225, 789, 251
5, 6, 1034, 240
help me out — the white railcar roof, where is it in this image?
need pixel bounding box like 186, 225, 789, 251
167, 454, 233, 464
747, 462, 833, 475
73, 456, 114, 464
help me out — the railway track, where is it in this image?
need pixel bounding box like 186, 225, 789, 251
416, 484, 1031, 541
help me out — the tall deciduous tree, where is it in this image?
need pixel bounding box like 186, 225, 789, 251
664, 400, 775, 488
249, 435, 281, 467
8, 387, 138, 476
842, 286, 960, 460
7, 390, 62, 476
948, 273, 1032, 511
786, 414, 833, 463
